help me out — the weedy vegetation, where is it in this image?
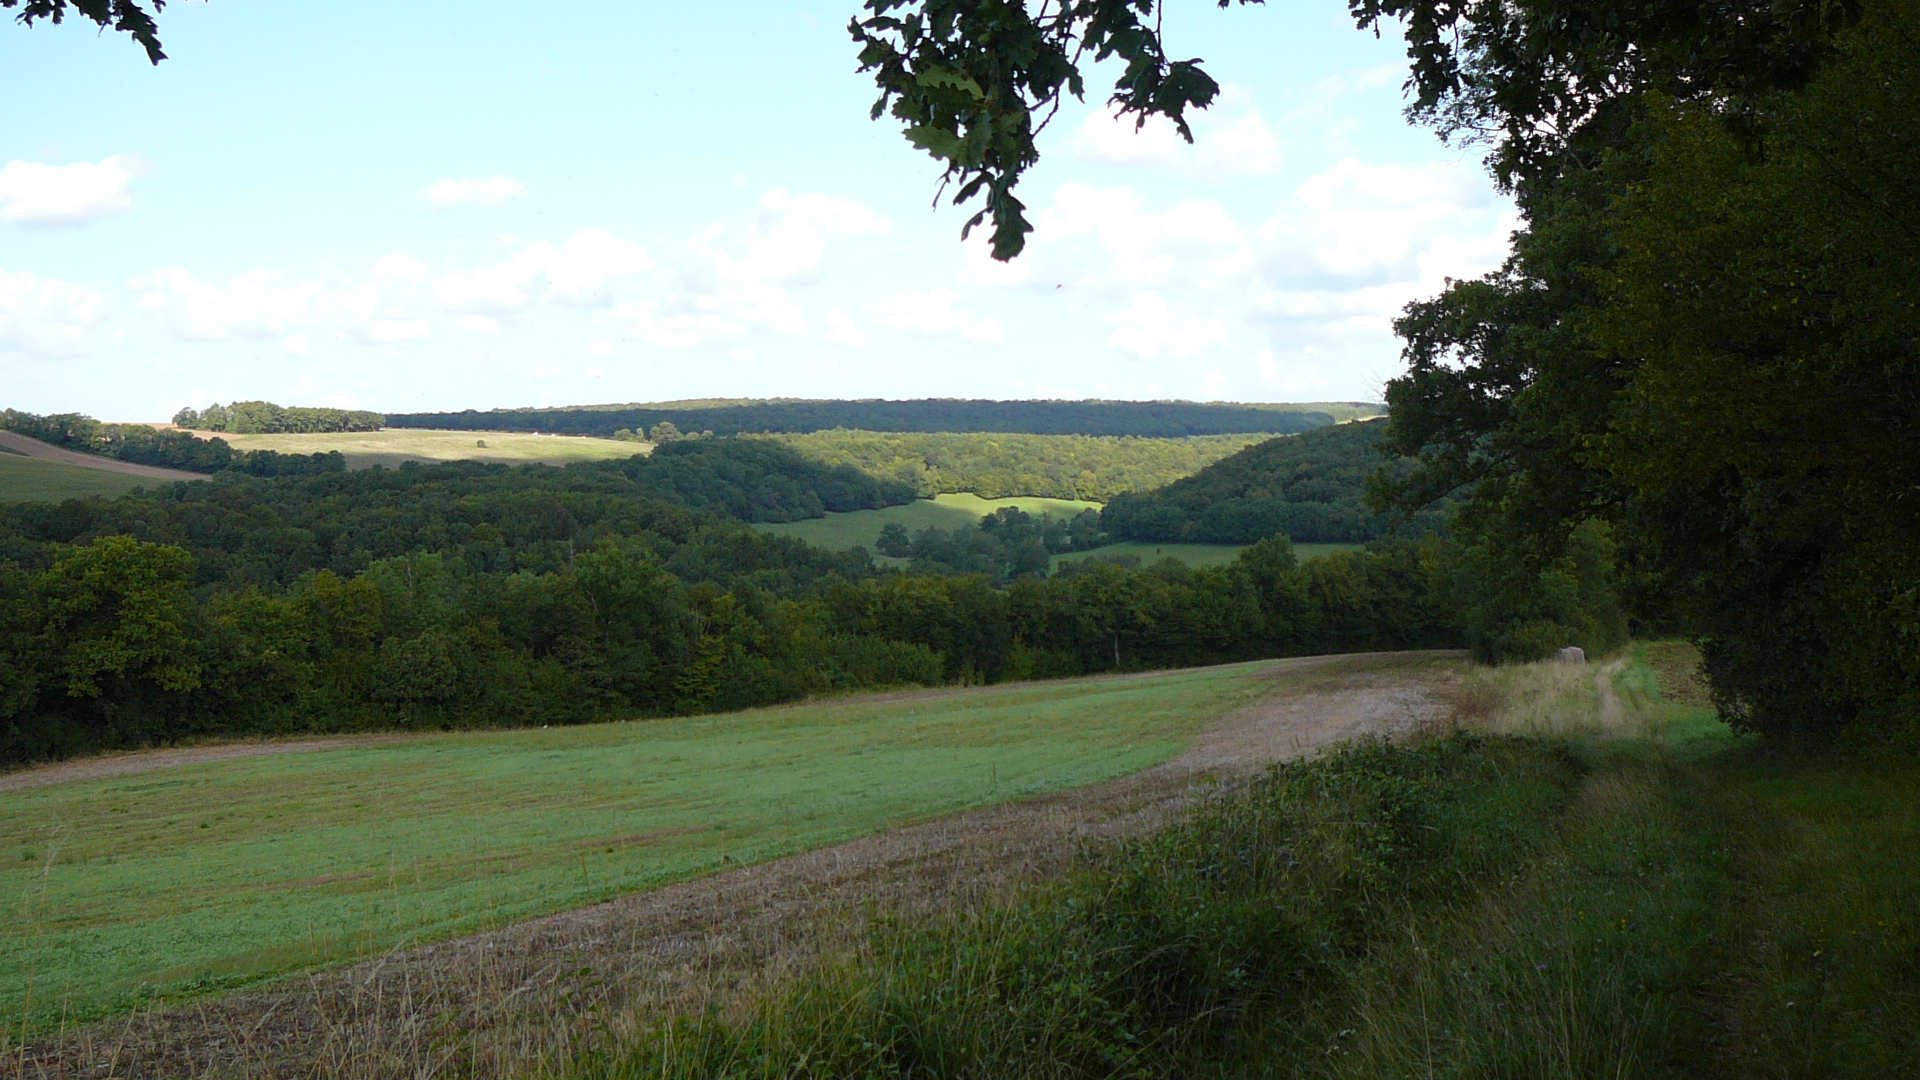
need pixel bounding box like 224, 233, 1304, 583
585, 645, 1919, 1080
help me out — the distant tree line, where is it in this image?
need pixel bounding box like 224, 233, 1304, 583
758, 430, 1268, 502
173, 401, 386, 434
1102, 421, 1449, 545
1, 410, 347, 478
0, 453, 1627, 765
387, 399, 1383, 439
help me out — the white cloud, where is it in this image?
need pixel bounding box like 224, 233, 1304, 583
1107, 293, 1229, 361
972, 183, 1250, 293
617, 190, 889, 348
732, 189, 889, 285
0, 156, 141, 227
435, 228, 651, 314
825, 308, 866, 347
874, 289, 1003, 344
422, 176, 526, 207
134, 268, 322, 342
1070, 95, 1281, 177
1254, 158, 1498, 288
371, 253, 430, 282
0, 269, 105, 357
360, 319, 432, 344
543, 229, 653, 305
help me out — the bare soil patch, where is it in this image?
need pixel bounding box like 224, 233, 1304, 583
7, 650, 1465, 1080
0, 432, 208, 484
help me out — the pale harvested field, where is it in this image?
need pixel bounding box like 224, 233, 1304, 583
169, 427, 650, 470
7, 650, 1466, 1080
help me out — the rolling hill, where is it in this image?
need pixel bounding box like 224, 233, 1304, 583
389, 398, 1385, 439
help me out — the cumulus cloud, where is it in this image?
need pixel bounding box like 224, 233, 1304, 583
436, 228, 651, 314
0, 156, 141, 227
1254, 158, 1499, 288
953, 153, 1510, 391
422, 176, 526, 207
826, 308, 866, 347
134, 268, 325, 342
1107, 292, 1229, 361
0, 269, 105, 357
618, 189, 889, 348
971, 183, 1250, 293
873, 289, 1003, 344
1070, 93, 1282, 177
371, 253, 430, 282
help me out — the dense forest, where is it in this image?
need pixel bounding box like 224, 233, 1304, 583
1102, 420, 1444, 544
1357, 0, 1920, 744
388, 399, 1382, 439
759, 430, 1268, 501
1, 410, 348, 478
611, 439, 915, 522
173, 401, 386, 434
0, 450, 1625, 764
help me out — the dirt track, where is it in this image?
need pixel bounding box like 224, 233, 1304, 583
0, 431, 209, 483
8, 650, 1465, 1080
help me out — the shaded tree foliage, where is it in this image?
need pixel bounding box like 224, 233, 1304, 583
1365, 0, 1907, 740
1104, 420, 1446, 545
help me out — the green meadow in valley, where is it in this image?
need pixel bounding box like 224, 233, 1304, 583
750, 492, 1102, 552
1, 662, 1278, 1035
750, 494, 1360, 568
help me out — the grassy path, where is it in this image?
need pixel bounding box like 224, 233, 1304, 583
1, 663, 1277, 1038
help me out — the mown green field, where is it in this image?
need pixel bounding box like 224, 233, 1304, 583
184, 428, 648, 469
0, 663, 1279, 1034
0, 452, 156, 503
1052, 539, 1363, 570
751, 492, 1103, 551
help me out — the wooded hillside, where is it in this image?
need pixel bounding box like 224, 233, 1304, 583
758, 430, 1268, 502
1102, 420, 1444, 545
388, 399, 1383, 439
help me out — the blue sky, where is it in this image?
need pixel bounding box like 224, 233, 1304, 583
0, 0, 1514, 419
